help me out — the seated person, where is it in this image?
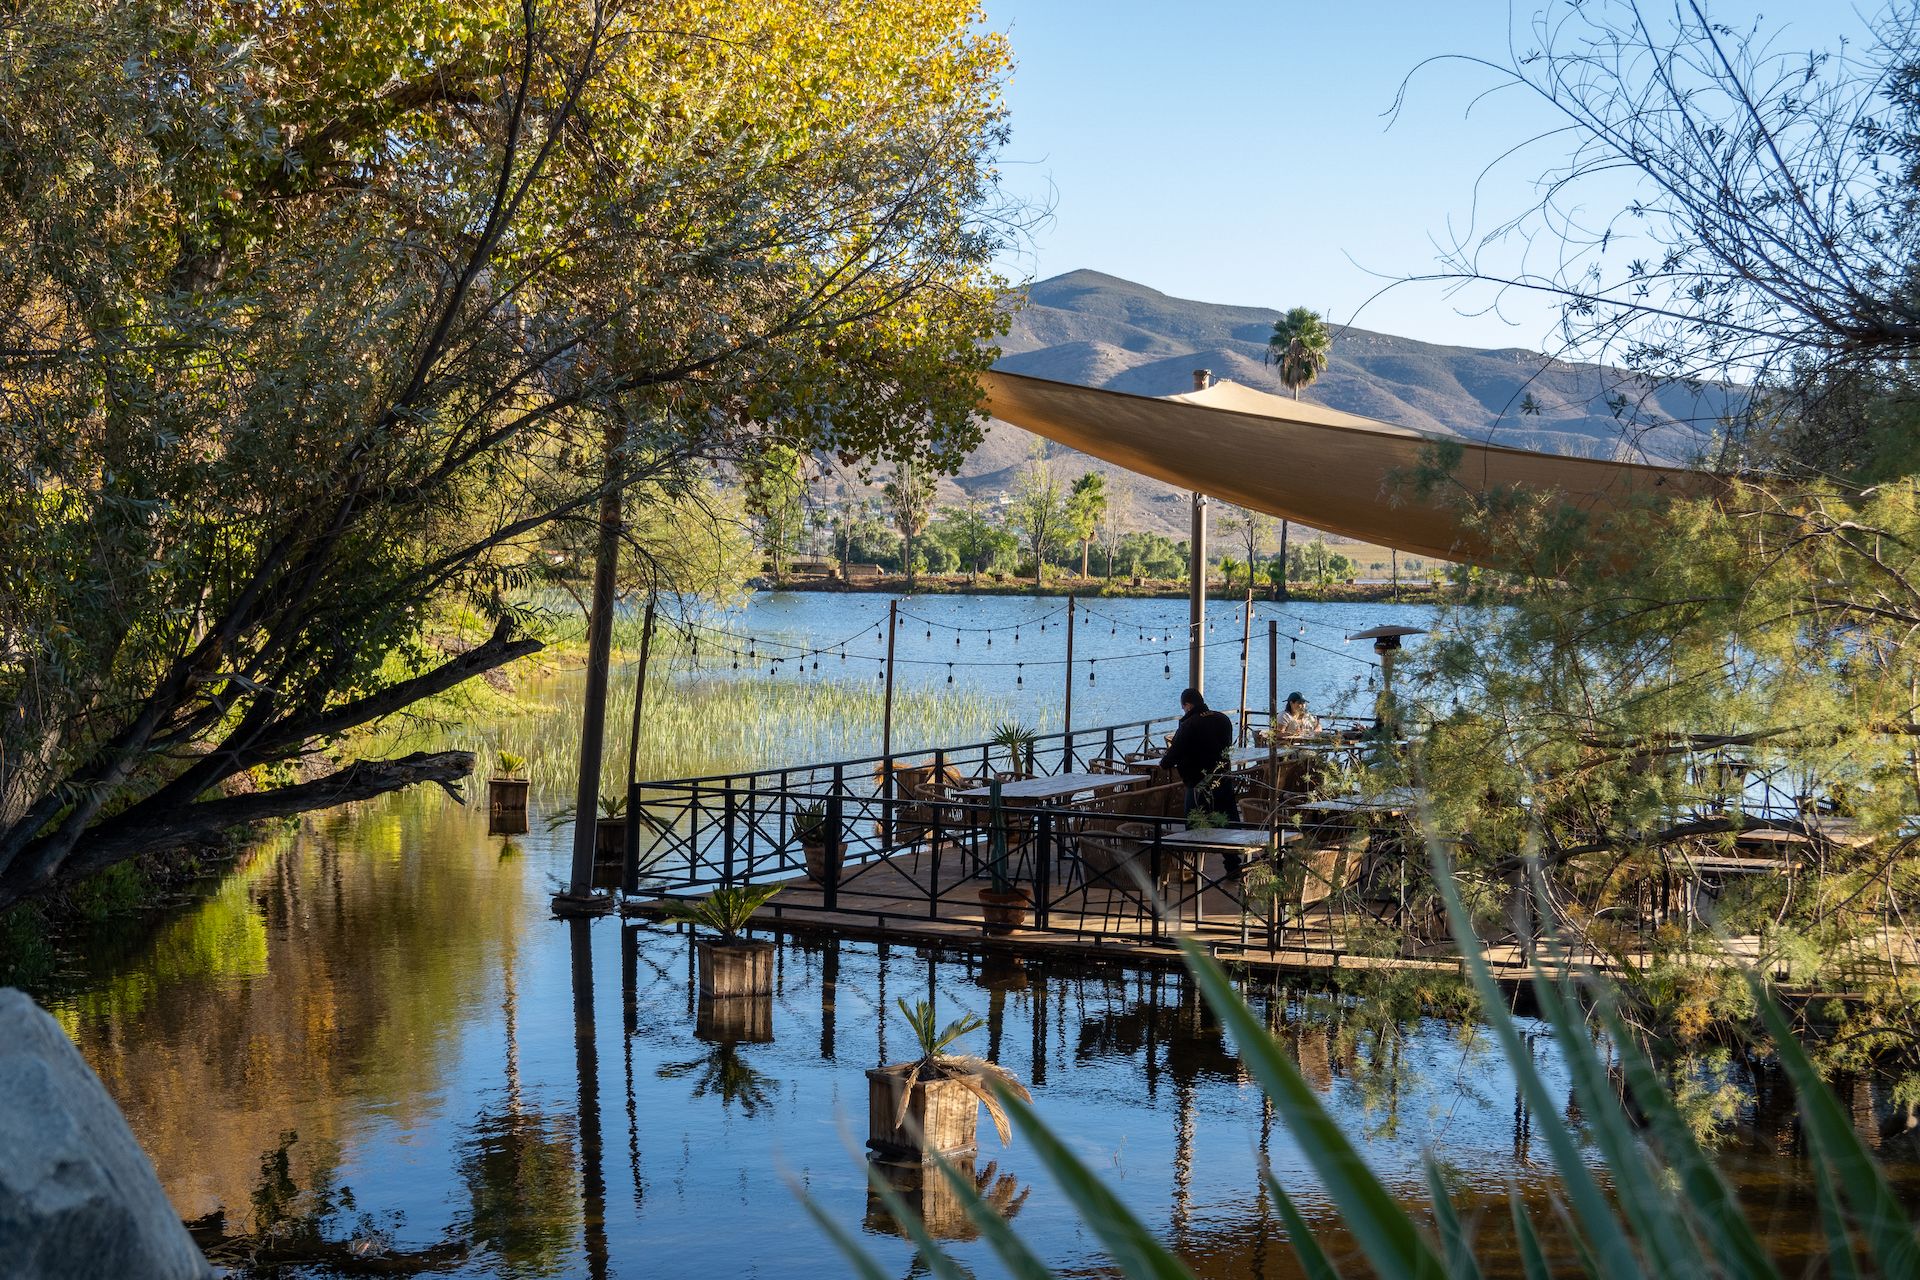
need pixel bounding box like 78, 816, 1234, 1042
1276, 691, 1322, 739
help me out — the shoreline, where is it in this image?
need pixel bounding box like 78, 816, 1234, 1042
757, 576, 1442, 603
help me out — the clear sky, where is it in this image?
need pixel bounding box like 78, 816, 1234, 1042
981, 0, 1875, 351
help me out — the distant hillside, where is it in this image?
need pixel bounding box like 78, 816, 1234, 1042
928, 270, 1732, 539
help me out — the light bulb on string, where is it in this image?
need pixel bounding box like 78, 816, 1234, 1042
986, 633, 992, 646
1290, 644, 1297, 666
955, 634, 960, 647
1016, 663, 1023, 687
1088, 663, 1096, 685
926, 628, 932, 639
1163, 652, 1171, 678
947, 663, 954, 684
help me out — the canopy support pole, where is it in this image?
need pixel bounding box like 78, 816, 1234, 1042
1189, 491, 1207, 693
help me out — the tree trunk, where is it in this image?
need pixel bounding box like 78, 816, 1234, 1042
1080, 539, 1089, 579
569, 422, 625, 897
1277, 520, 1290, 601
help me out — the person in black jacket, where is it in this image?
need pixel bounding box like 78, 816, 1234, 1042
1161, 688, 1238, 828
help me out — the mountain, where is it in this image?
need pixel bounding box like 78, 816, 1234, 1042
929, 270, 1731, 538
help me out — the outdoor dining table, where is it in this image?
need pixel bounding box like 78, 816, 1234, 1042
1153, 826, 1300, 926
953, 772, 1142, 804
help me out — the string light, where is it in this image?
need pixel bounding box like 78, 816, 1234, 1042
1016, 662, 1023, 686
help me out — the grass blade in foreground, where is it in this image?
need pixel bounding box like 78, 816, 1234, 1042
863, 1162, 972, 1280
1423, 1154, 1486, 1280
997, 1085, 1198, 1280
1265, 1171, 1343, 1280
1180, 939, 1449, 1280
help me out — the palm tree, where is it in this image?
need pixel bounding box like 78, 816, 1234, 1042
1066, 472, 1107, 580
1265, 306, 1332, 400
883, 460, 937, 589
1265, 308, 1331, 603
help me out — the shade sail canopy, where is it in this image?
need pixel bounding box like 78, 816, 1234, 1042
978, 369, 1720, 566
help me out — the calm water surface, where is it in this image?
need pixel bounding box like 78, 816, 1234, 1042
34, 595, 1914, 1276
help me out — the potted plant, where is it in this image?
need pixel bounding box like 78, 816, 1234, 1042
988, 721, 1037, 779
975, 778, 1031, 935
866, 999, 1030, 1162
594, 793, 628, 861
795, 801, 843, 884
488, 751, 530, 835
662, 884, 782, 999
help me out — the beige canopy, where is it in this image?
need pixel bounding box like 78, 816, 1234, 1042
978, 370, 1719, 566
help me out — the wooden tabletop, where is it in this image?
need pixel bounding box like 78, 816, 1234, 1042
1157, 826, 1298, 851
955, 772, 1140, 803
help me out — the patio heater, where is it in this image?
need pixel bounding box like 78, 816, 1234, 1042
1346, 624, 1426, 730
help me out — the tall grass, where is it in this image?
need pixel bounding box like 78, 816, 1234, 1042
817, 850, 1920, 1280
392, 663, 1012, 798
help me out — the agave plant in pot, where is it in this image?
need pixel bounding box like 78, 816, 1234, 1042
794, 801, 842, 885
487, 751, 530, 835
661, 884, 782, 999
975, 778, 1030, 935
866, 999, 1030, 1162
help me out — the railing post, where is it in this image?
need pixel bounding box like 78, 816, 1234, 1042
1035, 807, 1053, 930
1149, 825, 1164, 942
825, 764, 845, 912
1062, 730, 1075, 774
721, 781, 737, 888
623, 784, 640, 895
744, 773, 758, 881
929, 750, 946, 920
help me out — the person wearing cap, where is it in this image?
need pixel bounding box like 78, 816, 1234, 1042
1277, 692, 1321, 739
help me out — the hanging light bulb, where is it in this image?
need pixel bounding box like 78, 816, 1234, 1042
986, 632, 992, 646
1163, 652, 1171, 678
947, 663, 954, 684
1088, 663, 1096, 685
812, 660, 819, 671
1016, 662, 1023, 686
926, 628, 932, 639
1014, 631, 1020, 644
1290, 644, 1297, 666
955, 634, 960, 647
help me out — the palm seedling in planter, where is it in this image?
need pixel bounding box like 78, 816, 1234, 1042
662, 884, 782, 999
867, 998, 1030, 1162
989, 721, 1037, 778
976, 778, 1030, 935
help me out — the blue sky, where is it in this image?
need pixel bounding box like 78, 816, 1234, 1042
982, 0, 1875, 351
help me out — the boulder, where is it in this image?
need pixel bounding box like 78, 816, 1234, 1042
0, 989, 209, 1280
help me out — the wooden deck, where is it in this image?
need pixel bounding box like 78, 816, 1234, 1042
623, 842, 1597, 988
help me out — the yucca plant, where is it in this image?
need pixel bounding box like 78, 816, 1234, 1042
494, 751, 527, 777
659, 884, 781, 944
989, 721, 1038, 775
892, 998, 1032, 1146
816, 844, 1920, 1279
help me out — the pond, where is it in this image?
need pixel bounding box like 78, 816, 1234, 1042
30, 593, 1920, 1277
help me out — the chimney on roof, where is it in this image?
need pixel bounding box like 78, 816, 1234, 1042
1191, 368, 1211, 391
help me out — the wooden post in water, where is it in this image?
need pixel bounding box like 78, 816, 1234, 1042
1267, 620, 1279, 837
1061, 596, 1075, 768
1237, 590, 1253, 746
620, 597, 657, 894
558, 420, 624, 915
881, 599, 898, 847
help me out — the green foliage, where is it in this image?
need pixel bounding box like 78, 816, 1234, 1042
494, 753, 528, 778
660, 883, 781, 942
897, 998, 985, 1062
1008, 447, 1067, 587
0, 0, 1015, 906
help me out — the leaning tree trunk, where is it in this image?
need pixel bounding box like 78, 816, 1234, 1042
569, 422, 625, 897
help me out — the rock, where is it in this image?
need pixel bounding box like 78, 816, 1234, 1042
0, 989, 209, 1280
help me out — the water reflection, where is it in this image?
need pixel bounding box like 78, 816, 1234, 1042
864, 1158, 1030, 1243
37, 786, 1920, 1278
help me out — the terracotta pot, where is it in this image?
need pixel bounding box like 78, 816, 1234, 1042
866, 1063, 981, 1161
696, 937, 774, 999
802, 838, 844, 885
487, 777, 529, 835
977, 887, 1031, 937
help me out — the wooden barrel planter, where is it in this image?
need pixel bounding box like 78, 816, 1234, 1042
595, 815, 627, 861
863, 1156, 984, 1242
976, 887, 1031, 937
803, 839, 844, 885
487, 777, 529, 835
866, 1064, 981, 1162
696, 937, 775, 999
975, 953, 1029, 992
696, 994, 774, 1045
